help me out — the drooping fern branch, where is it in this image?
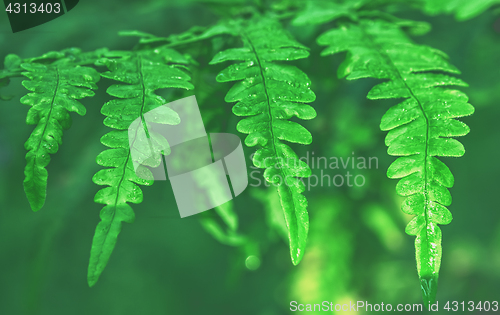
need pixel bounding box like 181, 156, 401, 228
418, 0, 500, 20
88, 47, 193, 287
21, 61, 100, 211
1, 48, 119, 212
210, 15, 316, 265
119, 20, 234, 49
316, 18, 474, 305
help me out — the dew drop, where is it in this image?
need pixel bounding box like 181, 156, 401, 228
245, 255, 260, 270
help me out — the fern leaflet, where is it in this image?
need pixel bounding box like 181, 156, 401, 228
317, 19, 474, 305
119, 20, 235, 47
210, 16, 316, 265
21, 62, 100, 211
88, 47, 193, 287
419, 0, 500, 20
0, 54, 22, 101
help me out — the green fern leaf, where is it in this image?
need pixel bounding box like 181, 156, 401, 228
119, 20, 236, 46
251, 188, 289, 242
199, 207, 246, 247
88, 47, 193, 287
3, 53, 22, 71
420, 0, 500, 20
21, 62, 100, 211
210, 16, 316, 265
292, 0, 359, 26
318, 19, 474, 305
1, 54, 23, 95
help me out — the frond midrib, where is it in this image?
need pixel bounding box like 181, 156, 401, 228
26, 66, 60, 210
357, 21, 432, 272
242, 30, 301, 244
92, 54, 151, 275
33, 66, 59, 162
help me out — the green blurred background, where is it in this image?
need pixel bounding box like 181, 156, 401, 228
1, 0, 499, 314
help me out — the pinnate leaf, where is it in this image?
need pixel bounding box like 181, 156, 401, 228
210, 16, 316, 265
21, 62, 99, 211
88, 46, 192, 287
317, 18, 474, 305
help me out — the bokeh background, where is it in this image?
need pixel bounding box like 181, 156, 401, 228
1, 0, 499, 314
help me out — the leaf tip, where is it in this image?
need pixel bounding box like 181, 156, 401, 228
24, 186, 46, 212
30, 203, 44, 212
420, 275, 438, 308
87, 265, 102, 288
290, 247, 305, 266
87, 275, 98, 288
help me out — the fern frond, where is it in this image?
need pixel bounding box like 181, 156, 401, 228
210, 16, 316, 265
119, 20, 236, 47
0, 54, 22, 97
292, 0, 360, 26
317, 19, 474, 305
191, 155, 243, 245
88, 47, 193, 287
199, 206, 246, 247
20, 62, 100, 211
0, 54, 22, 100
250, 188, 288, 242
420, 0, 500, 20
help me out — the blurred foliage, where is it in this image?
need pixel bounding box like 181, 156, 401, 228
1, 0, 500, 314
